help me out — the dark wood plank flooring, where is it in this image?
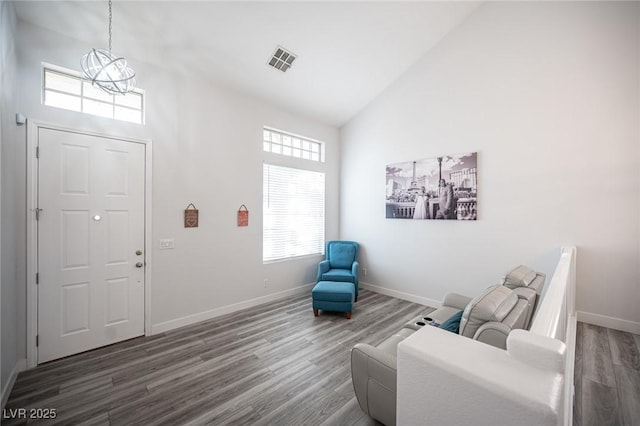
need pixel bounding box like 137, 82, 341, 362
574, 322, 640, 426
5, 290, 431, 425
6, 293, 639, 425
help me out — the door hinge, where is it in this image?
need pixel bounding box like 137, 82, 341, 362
36, 335, 39, 347
35, 208, 42, 221
36, 146, 39, 158
36, 272, 39, 284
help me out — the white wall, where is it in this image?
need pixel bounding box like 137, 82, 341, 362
16, 21, 339, 334
340, 2, 640, 327
1, 0, 23, 403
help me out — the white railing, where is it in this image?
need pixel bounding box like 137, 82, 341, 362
530, 246, 576, 341
397, 247, 577, 426
529, 246, 577, 426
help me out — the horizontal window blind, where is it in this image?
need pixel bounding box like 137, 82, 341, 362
263, 164, 325, 262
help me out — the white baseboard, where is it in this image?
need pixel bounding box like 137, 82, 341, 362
1, 358, 26, 409
151, 283, 316, 334
577, 311, 640, 335
360, 282, 441, 308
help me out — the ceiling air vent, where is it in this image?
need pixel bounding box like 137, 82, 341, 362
267, 46, 296, 73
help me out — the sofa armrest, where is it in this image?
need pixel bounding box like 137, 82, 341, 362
443, 292, 473, 310
351, 343, 397, 389
352, 261, 360, 286
473, 321, 512, 349
351, 343, 397, 426
317, 260, 330, 281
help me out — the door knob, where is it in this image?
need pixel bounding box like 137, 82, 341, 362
136, 262, 144, 268
136, 250, 143, 256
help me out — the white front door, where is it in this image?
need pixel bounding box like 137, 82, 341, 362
37, 127, 146, 363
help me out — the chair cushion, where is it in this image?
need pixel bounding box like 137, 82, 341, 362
459, 285, 518, 338
502, 265, 537, 289
527, 273, 546, 296
329, 242, 357, 269
499, 299, 528, 331
321, 269, 355, 282
512, 287, 537, 329
439, 310, 463, 333
312, 281, 355, 303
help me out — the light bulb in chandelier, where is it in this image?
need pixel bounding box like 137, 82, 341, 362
81, 48, 136, 95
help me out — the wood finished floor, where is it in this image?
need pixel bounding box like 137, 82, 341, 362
6, 291, 640, 426
574, 322, 640, 426
5, 289, 432, 426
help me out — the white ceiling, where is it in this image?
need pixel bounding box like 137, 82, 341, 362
15, 1, 481, 127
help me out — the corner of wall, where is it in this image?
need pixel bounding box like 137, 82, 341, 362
1, 358, 26, 409
359, 282, 442, 309
1, 0, 24, 401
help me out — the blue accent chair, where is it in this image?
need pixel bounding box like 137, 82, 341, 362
317, 241, 360, 301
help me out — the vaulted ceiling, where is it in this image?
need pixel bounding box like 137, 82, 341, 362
15, 1, 481, 126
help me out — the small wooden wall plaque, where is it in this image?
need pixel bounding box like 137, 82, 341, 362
184, 203, 199, 228
237, 204, 249, 227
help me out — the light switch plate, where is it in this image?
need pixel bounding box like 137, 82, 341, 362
159, 239, 175, 250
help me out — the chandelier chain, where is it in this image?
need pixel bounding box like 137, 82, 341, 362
82, 0, 136, 95
108, 0, 112, 53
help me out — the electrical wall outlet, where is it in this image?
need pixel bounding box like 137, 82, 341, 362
362, 267, 367, 277
264, 278, 268, 288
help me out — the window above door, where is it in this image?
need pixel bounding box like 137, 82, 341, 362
42, 63, 145, 125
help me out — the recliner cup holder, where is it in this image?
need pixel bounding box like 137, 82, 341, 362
423, 317, 433, 322
415, 321, 426, 326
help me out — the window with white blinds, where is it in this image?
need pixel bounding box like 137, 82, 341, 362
263, 164, 325, 263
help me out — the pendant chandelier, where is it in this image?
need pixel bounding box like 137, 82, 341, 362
81, 0, 136, 95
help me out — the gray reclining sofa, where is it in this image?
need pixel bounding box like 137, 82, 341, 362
350, 265, 546, 426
